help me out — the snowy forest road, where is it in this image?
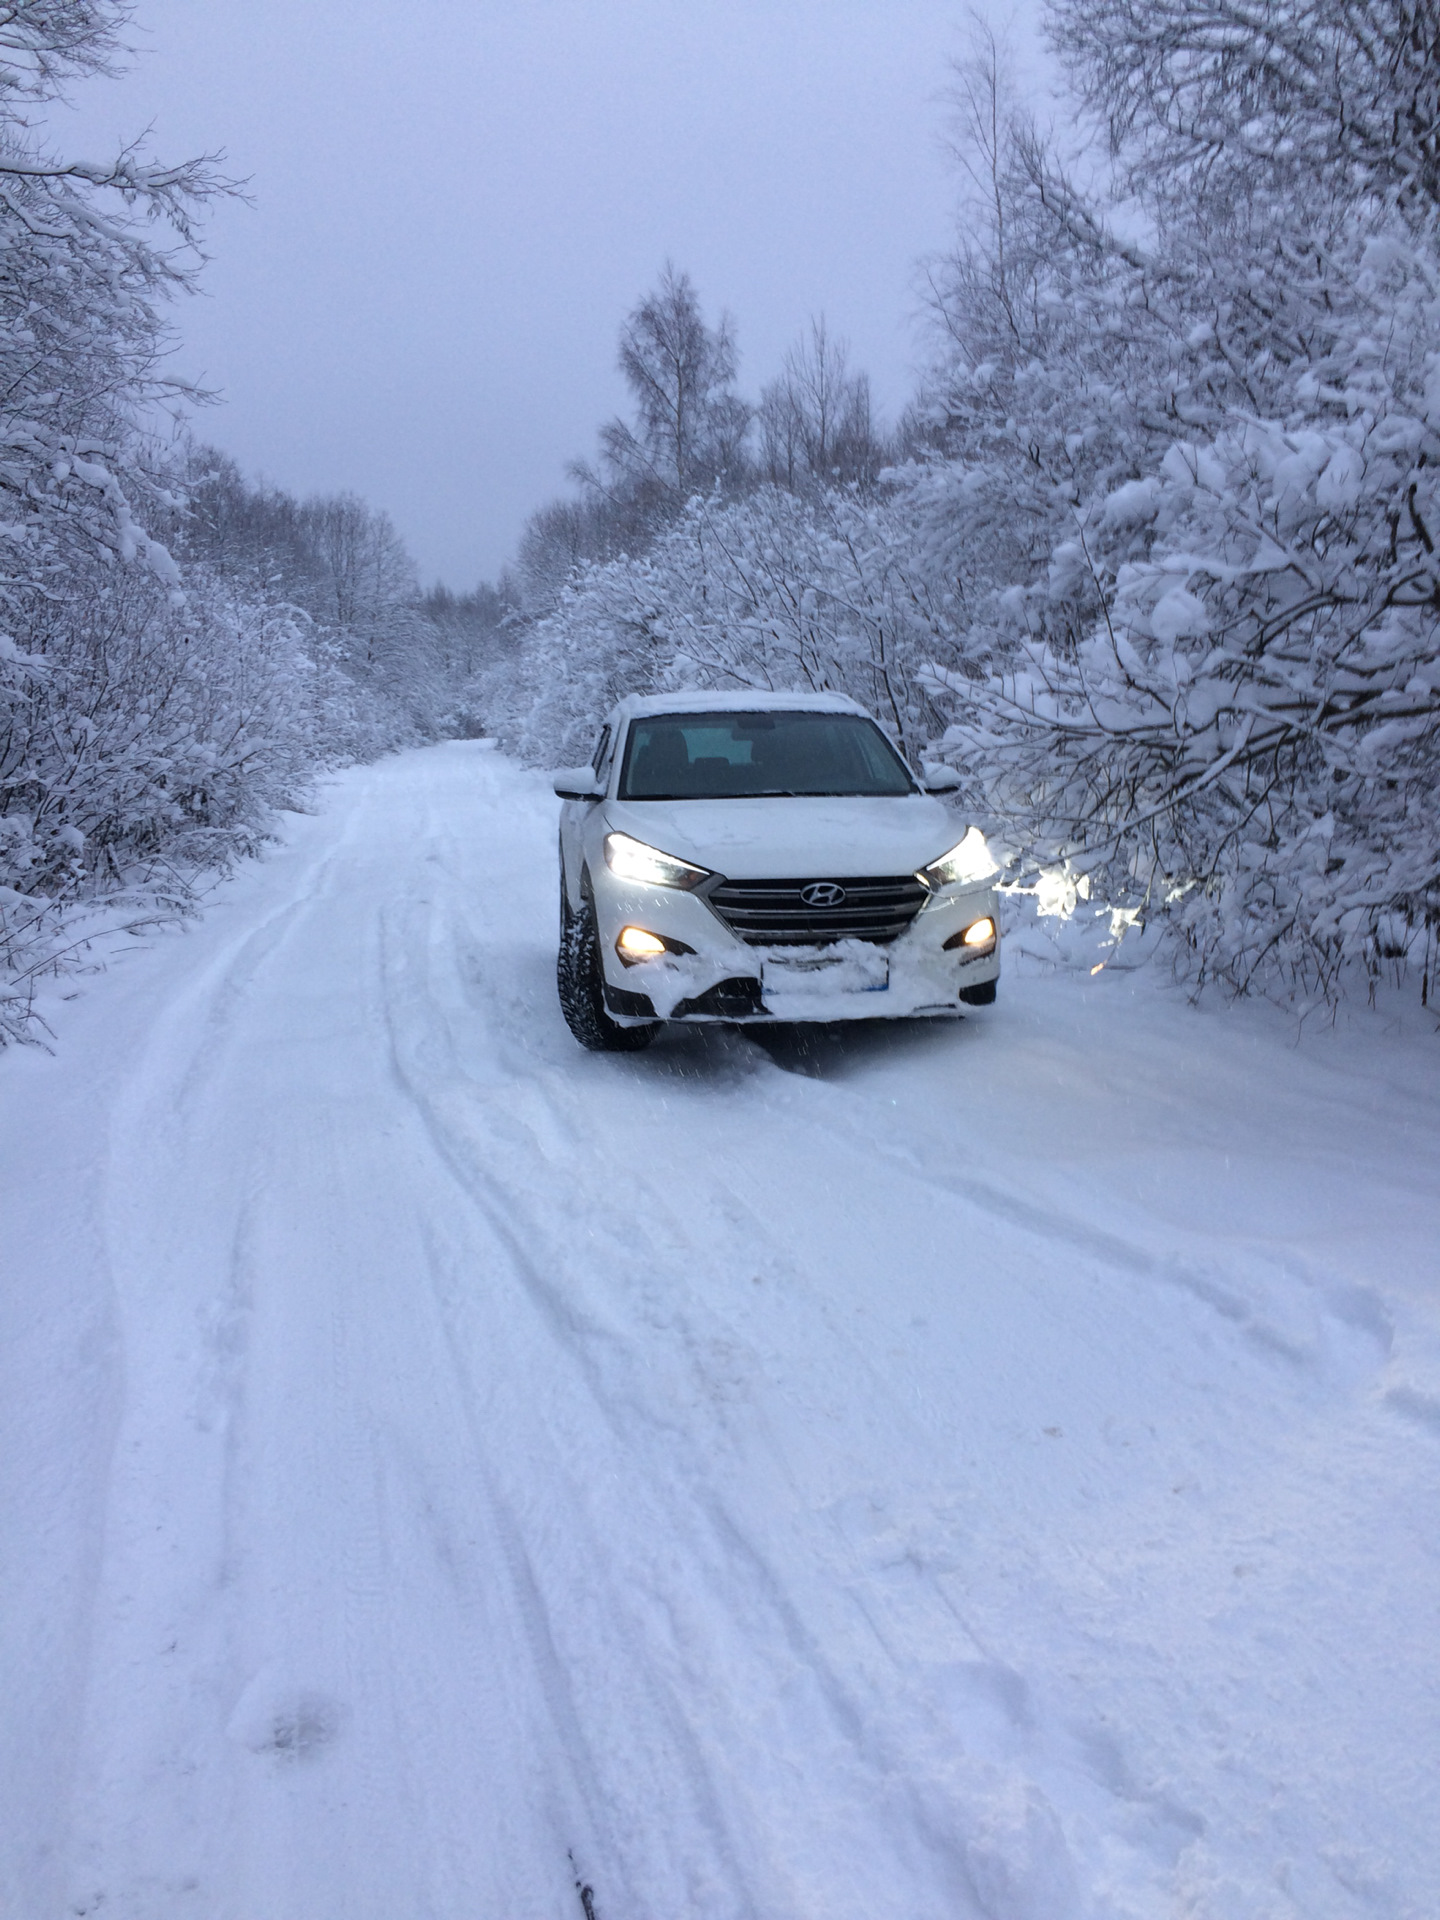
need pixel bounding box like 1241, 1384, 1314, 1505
3, 742, 1438, 1920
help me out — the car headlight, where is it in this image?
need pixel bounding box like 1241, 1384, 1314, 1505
604, 831, 710, 890
918, 826, 997, 891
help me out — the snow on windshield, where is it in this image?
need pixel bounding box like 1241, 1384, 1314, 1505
618, 710, 915, 800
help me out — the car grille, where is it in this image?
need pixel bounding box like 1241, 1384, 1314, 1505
706, 874, 929, 946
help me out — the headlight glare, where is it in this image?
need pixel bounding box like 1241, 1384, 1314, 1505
919, 826, 997, 890
604, 832, 709, 890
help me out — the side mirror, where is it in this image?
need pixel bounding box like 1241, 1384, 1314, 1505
551, 766, 602, 801
920, 763, 962, 794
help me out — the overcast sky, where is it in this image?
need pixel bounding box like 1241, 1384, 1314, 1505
51, 1, 1048, 588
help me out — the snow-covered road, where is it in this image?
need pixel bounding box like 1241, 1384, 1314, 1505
3, 741, 1438, 1920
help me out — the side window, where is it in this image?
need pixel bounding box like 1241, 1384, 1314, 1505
591, 725, 613, 779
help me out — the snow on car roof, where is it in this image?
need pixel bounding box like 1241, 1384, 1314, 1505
611, 689, 871, 723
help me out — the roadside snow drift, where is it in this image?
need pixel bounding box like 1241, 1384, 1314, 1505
2, 742, 1437, 1920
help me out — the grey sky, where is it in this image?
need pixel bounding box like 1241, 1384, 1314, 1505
53, 1, 1047, 588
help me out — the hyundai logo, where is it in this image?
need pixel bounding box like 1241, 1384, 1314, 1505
800, 881, 847, 908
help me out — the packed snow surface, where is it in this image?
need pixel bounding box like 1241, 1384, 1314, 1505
3, 742, 1438, 1920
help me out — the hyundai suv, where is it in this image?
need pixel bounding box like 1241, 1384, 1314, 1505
552, 692, 999, 1052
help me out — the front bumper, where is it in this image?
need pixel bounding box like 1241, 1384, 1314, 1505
591, 870, 1000, 1024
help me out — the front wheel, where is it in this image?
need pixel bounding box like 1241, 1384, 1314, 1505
557, 899, 658, 1052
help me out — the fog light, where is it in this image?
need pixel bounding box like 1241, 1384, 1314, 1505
617, 925, 668, 960
944, 916, 996, 951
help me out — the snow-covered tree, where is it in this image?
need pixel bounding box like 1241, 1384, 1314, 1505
757, 319, 884, 492
0, 5, 484, 1040
883, 5, 1440, 998
0, 2, 230, 589
597, 263, 750, 504
519, 265, 754, 599
498, 485, 953, 769
0, 3, 238, 1031
1053, 0, 1440, 219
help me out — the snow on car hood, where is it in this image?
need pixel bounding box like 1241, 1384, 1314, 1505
603, 793, 963, 879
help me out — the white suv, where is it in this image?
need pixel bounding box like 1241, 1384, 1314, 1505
552, 692, 1000, 1052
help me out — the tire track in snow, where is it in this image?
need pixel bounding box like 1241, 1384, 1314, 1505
414, 756, 1390, 1912
58, 766, 582, 1918
409, 751, 1440, 1920
59, 797, 380, 1919
747, 1038, 1399, 1398
366, 767, 1124, 1918
346, 766, 791, 1916
15, 744, 1438, 1920
373, 787, 860, 1917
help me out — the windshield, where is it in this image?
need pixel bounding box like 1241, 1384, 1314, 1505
617, 710, 916, 800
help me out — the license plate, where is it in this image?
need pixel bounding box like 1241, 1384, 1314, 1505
762, 951, 890, 994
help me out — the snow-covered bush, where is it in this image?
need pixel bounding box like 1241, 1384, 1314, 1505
498, 487, 954, 769
962, 227, 1440, 994
0, 5, 236, 1035
890, 4, 1440, 1000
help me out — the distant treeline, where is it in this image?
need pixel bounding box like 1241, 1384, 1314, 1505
0, 419, 511, 1037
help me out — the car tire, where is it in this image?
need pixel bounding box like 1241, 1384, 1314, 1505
557, 894, 658, 1052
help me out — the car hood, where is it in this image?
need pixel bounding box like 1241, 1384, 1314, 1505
603, 793, 962, 880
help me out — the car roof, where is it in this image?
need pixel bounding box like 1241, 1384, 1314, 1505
609, 689, 872, 725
